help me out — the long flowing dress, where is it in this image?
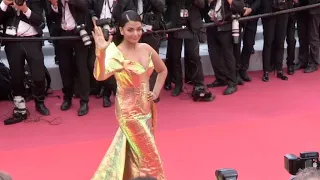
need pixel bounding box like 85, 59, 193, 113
92, 42, 165, 180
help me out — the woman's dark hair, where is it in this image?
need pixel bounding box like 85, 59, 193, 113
119, 10, 142, 28
114, 10, 142, 45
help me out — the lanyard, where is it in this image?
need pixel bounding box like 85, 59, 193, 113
105, 0, 116, 14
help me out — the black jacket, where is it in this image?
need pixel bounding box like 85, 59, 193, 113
0, 0, 44, 36
260, 0, 292, 13
202, 0, 244, 31
133, 0, 165, 30
88, 0, 136, 23
166, 0, 205, 33
48, 0, 89, 31
133, 0, 165, 13
244, 0, 261, 15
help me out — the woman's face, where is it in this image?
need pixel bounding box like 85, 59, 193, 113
120, 21, 143, 44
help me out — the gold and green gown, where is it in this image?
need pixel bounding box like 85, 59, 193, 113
92, 42, 165, 180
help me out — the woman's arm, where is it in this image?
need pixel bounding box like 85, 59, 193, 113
144, 44, 168, 98
94, 48, 107, 81
92, 27, 122, 81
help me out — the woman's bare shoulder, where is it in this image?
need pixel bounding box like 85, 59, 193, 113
138, 43, 153, 51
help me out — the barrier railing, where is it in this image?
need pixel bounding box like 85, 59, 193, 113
0, 3, 319, 41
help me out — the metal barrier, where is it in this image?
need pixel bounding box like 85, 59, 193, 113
0, 3, 319, 41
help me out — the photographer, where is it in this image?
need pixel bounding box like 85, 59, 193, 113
234, 0, 261, 82
134, 0, 165, 102
0, 0, 50, 125
294, 0, 312, 72
166, 0, 207, 97
48, 0, 91, 116
260, 0, 290, 82
285, 0, 297, 75
88, 0, 135, 107
204, 0, 244, 95
307, 0, 320, 73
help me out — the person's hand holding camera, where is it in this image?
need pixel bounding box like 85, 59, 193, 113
13, 1, 28, 13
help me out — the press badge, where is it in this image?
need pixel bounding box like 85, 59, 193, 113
5, 26, 17, 36
180, 9, 189, 18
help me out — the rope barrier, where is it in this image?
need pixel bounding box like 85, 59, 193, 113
0, 3, 319, 41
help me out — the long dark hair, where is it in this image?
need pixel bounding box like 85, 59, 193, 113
114, 10, 142, 45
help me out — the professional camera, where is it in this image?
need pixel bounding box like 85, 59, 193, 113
215, 168, 238, 180
75, 24, 92, 46
14, 0, 25, 6
191, 85, 214, 102
142, 12, 162, 31
95, 18, 115, 41
231, 14, 240, 44
284, 152, 320, 176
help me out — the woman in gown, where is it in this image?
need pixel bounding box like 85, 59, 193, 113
91, 10, 167, 180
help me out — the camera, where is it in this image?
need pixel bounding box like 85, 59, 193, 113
142, 12, 162, 31
284, 152, 320, 176
215, 168, 238, 180
231, 14, 240, 44
95, 18, 115, 41
75, 24, 92, 46
191, 85, 214, 102
14, 0, 25, 6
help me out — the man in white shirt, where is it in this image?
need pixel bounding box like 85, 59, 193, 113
0, 0, 50, 125
48, 0, 91, 116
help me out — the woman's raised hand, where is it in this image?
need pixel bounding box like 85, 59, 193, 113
92, 20, 113, 49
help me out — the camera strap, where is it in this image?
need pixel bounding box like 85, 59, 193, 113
105, 0, 116, 14
62, 1, 67, 24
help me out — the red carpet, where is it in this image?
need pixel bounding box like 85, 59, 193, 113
1, 70, 320, 180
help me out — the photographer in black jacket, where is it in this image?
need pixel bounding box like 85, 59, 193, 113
48, 0, 91, 116
285, 0, 296, 75
234, 0, 260, 82
88, 0, 135, 107
295, 0, 312, 72
307, 0, 320, 72
204, 0, 244, 95
165, 0, 207, 97
0, 0, 50, 125
134, 0, 165, 102
260, 0, 290, 82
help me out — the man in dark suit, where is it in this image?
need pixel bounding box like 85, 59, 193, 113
234, 0, 261, 82
204, 0, 244, 95
48, 0, 91, 116
133, 0, 165, 102
260, 0, 290, 82
307, 0, 320, 73
165, 0, 205, 97
0, 0, 50, 125
294, 0, 311, 72
88, 0, 135, 107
